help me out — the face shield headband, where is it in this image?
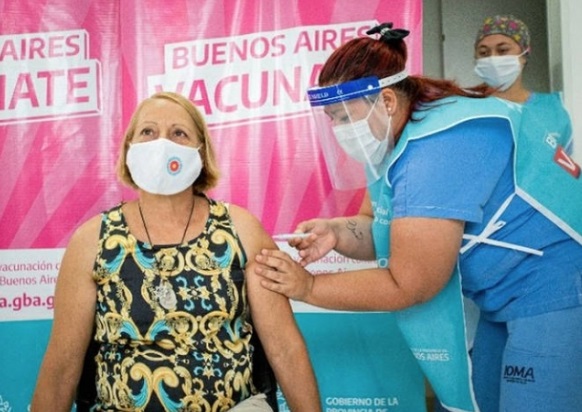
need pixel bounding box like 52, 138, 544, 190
306, 70, 408, 190
307, 70, 408, 107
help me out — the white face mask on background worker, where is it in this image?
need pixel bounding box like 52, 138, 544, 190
474, 49, 528, 91
472, 15, 531, 92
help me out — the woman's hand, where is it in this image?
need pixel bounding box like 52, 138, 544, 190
289, 219, 338, 266
253, 249, 315, 302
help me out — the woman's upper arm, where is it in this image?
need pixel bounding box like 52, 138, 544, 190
389, 216, 464, 304
229, 204, 276, 258
32, 215, 100, 409
228, 205, 297, 335
46, 216, 100, 370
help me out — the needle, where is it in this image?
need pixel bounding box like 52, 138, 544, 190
272, 233, 310, 240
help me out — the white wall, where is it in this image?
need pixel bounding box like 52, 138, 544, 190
422, 0, 443, 78
560, 0, 582, 163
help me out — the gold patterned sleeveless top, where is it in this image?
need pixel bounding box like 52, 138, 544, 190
91, 198, 257, 411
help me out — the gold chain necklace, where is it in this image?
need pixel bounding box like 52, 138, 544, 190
137, 197, 195, 310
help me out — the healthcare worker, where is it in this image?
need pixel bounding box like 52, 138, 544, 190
464, 13, 576, 373
474, 14, 573, 153
251, 23, 582, 412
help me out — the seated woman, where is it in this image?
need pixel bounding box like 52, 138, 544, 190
31, 91, 321, 412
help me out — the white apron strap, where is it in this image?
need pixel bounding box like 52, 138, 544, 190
460, 193, 543, 256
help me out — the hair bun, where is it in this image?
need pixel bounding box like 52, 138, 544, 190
366, 23, 410, 43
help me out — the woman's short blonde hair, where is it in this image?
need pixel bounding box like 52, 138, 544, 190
116, 91, 220, 193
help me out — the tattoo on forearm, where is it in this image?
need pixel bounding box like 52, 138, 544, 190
346, 219, 364, 240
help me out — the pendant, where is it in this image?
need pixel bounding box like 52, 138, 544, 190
155, 281, 177, 310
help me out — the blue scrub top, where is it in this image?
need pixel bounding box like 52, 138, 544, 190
369, 96, 582, 322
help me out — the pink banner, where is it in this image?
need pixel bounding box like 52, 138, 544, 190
1, 0, 422, 249
120, 0, 422, 237
0, 1, 123, 249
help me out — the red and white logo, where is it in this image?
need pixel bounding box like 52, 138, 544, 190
554, 146, 581, 179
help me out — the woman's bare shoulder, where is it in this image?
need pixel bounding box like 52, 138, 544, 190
225, 202, 276, 254
60, 213, 104, 275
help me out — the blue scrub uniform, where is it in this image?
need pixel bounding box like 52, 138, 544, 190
369, 96, 582, 412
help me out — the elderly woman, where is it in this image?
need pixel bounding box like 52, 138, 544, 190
31, 92, 321, 411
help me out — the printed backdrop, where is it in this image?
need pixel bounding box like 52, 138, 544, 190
0, 1, 430, 411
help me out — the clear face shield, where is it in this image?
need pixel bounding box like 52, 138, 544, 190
307, 70, 407, 190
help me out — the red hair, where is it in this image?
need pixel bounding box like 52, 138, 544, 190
318, 37, 493, 122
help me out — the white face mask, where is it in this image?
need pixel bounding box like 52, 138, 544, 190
474, 51, 526, 91
332, 105, 391, 166
126, 138, 202, 195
